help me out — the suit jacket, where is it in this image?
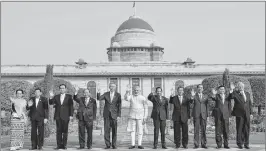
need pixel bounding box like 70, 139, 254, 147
147, 93, 169, 120
97, 92, 121, 119
229, 90, 253, 120
190, 93, 210, 120
26, 96, 49, 121
169, 95, 190, 123
73, 95, 97, 121
210, 94, 232, 120
49, 93, 74, 121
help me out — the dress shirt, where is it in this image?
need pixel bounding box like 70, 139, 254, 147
178, 95, 183, 104
221, 94, 225, 104
35, 97, 40, 108
110, 92, 114, 102
60, 93, 65, 105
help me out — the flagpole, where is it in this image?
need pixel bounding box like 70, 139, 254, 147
134, 2, 136, 16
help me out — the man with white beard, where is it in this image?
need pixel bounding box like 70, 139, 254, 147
124, 86, 148, 149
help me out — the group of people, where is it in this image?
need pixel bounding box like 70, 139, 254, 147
9, 81, 253, 150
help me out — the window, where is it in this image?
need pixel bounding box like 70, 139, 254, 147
132, 78, 140, 89
154, 78, 162, 89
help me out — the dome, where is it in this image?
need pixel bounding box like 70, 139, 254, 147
116, 16, 154, 33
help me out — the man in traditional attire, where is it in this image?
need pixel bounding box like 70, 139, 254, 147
124, 86, 148, 149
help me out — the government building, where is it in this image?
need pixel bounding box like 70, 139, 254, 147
1, 14, 264, 106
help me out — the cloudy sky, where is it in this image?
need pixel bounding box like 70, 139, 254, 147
1, 2, 265, 65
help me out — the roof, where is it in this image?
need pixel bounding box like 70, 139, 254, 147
116, 16, 154, 33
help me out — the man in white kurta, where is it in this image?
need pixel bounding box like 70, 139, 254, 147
124, 86, 148, 149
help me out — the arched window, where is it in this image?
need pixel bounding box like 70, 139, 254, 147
87, 81, 96, 99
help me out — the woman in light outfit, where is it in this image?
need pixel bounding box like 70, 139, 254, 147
10, 89, 28, 150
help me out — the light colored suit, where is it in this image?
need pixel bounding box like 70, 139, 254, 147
124, 94, 148, 146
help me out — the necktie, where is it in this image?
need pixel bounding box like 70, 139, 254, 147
221, 95, 224, 104
199, 94, 202, 100
179, 96, 182, 104
86, 98, 89, 106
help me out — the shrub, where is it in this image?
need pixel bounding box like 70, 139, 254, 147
202, 75, 253, 102
248, 76, 265, 107
184, 84, 198, 98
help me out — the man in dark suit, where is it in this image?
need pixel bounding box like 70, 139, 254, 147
49, 84, 74, 150
190, 84, 210, 149
147, 87, 169, 149
74, 86, 97, 149
169, 86, 190, 149
210, 85, 231, 149
229, 82, 253, 149
97, 83, 122, 149
26, 88, 49, 150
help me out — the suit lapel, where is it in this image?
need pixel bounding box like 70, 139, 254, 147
236, 92, 245, 103
112, 92, 117, 103
106, 92, 111, 103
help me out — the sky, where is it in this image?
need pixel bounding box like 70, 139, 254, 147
1, 2, 265, 65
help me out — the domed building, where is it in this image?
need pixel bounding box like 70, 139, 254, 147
1, 13, 264, 108
107, 15, 164, 62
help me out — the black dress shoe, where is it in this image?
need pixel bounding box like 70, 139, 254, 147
38, 146, 43, 150
129, 146, 135, 149
201, 145, 208, 149
238, 145, 243, 149
62, 146, 67, 150
77, 147, 84, 149
87, 146, 92, 149
175, 145, 180, 148
138, 146, 144, 149
29, 148, 37, 150
194, 146, 199, 149
224, 146, 230, 149
104, 146, 110, 149
54, 147, 60, 150
162, 146, 167, 149
153, 146, 157, 149
183, 145, 188, 149
112, 146, 117, 149
244, 146, 250, 149
216, 146, 222, 149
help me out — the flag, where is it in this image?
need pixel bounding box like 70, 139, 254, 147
133, 1, 135, 8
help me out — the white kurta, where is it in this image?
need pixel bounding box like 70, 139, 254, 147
124, 94, 148, 146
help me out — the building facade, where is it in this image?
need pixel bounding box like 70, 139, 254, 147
1, 15, 264, 107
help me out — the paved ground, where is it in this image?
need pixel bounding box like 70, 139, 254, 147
2, 124, 265, 151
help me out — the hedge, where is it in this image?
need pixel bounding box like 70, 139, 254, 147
202, 75, 253, 103
184, 84, 198, 98
31, 78, 76, 121
248, 76, 265, 107
1, 80, 33, 111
